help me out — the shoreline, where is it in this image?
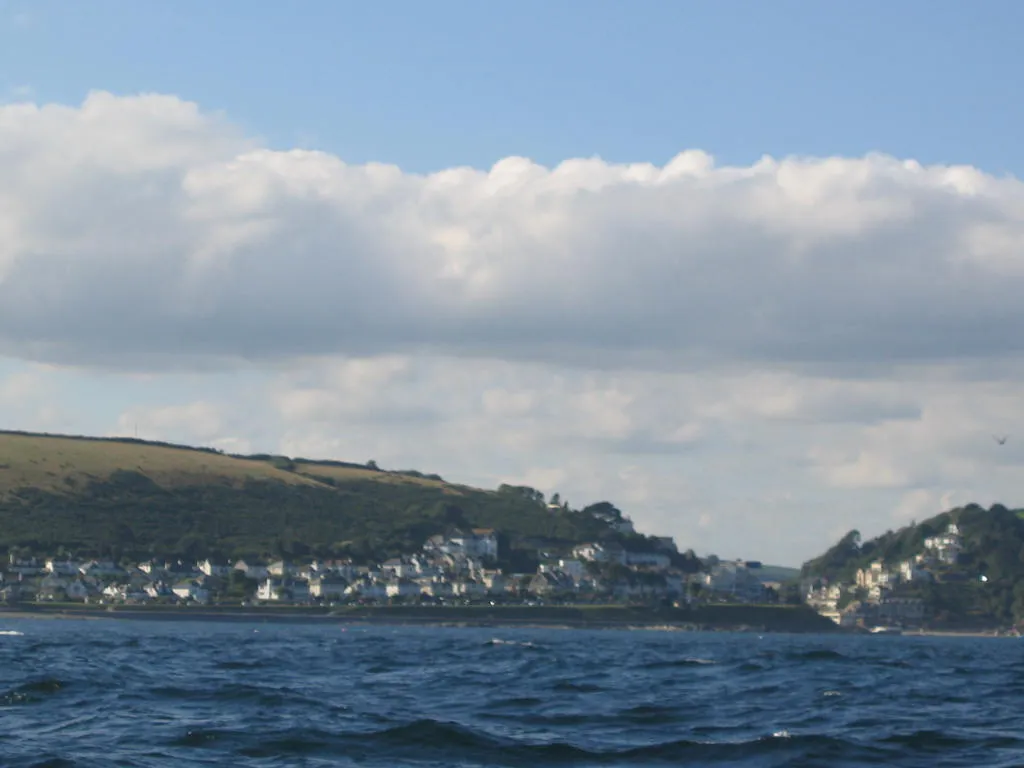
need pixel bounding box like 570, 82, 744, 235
0, 604, 840, 633
1, 605, 1009, 636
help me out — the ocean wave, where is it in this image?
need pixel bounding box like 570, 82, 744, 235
643, 657, 718, 668
485, 638, 541, 649
174, 718, 896, 766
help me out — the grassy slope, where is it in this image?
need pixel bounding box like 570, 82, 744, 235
0, 431, 459, 496
0, 433, 320, 494
0, 430, 605, 559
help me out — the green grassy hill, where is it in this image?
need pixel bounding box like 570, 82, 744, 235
0, 430, 614, 564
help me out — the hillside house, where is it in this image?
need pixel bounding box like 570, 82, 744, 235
455, 529, 500, 559
924, 524, 962, 565
539, 559, 586, 581
233, 560, 269, 580
198, 559, 230, 577
572, 542, 626, 565
856, 561, 895, 590
899, 560, 933, 583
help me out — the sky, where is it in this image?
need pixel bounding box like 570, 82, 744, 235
1, 1, 1023, 565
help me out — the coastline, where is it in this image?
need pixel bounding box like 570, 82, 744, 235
0, 606, 1012, 637
0, 603, 842, 633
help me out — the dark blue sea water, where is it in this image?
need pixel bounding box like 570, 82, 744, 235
0, 620, 1021, 767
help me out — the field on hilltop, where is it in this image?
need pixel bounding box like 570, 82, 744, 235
0, 432, 320, 494
0, 431, 458, 495
0, 430, 615, 564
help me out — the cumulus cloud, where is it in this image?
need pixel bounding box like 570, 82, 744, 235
2, 92, 1024, 372
8, 91, 1024, 565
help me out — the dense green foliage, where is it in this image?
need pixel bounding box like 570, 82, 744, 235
0, 432, 654, 565
0, 470, 619, 563
802, 504, 1024, 626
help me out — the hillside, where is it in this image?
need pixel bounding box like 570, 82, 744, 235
0, 430, 639, 565
802, 503, 1024, 626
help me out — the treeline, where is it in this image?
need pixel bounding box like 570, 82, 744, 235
0, 468, 650, 569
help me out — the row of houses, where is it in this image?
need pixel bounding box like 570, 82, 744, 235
2, 527, 775, 606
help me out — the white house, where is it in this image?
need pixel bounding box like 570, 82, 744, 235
197, 559, 231, 577
481, 571, 506, 594
899, 560, 932, 583
856, 561, 894, 589
45, 559, 81, 576
144, 582, 174, 600
309, 575, 348, 600
571, 542, 626, 565
267, 561, 290, 578
452, 579, 488, 598
346, 581, 388, 601
445, 529, 499, 560
385, 578, 422, 599
923, 524, 963, 565
234, 560, 269, 580
256, 578, 311, 602
421, 579, 454, 598
172, 580, 210, 604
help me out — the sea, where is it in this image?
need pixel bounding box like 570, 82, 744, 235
0, 619, 1021, 767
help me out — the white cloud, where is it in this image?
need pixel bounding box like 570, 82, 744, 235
1, 93, 1024, 373
4, 91, 1024, 565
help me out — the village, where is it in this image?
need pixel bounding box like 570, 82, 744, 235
803, 522, 966, 629
0, 522, 777, 609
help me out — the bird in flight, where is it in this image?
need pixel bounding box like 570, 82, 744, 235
994, 435, 1009, 445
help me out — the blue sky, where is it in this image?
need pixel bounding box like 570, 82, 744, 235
3, 0, 1023, 174
2, 1, 1024, 565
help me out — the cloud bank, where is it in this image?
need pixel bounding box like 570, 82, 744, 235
3, 91, 1024, 564
2, 91, 1023, 372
